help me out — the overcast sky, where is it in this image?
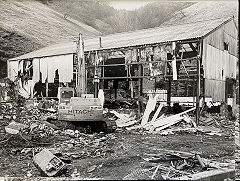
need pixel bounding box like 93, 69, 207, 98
108, 0, 155, 10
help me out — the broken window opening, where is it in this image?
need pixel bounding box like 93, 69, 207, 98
224, 42, 229, 51
33, 81, 46, 98
23, 59, 33, 81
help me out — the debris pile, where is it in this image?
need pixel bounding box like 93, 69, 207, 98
236, 149, 240, 179
1, 98, 59, 144
107, 106, 197, 135
198, 112, 235, 137
108, 100, 235, 137
123, 150, 234, 180
109, 110, 139, 128
25, 131, 117, 177
0, 87, 236, 180
52, 132, 116, 159
143, 107, 196, 133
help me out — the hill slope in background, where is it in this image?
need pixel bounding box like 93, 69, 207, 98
46, 0, 193, 34
0, 27, 43, 78
45, 0, 116, 34
0, 0, 101, 46
0, 0, 102, 78
163, 1, 238, 26
102, 1, 193, 33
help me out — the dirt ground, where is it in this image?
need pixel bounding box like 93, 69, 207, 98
0, 98, 236, 180
0, 116, 235, 180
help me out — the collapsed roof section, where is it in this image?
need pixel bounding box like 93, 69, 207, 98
9, 17, 233, 61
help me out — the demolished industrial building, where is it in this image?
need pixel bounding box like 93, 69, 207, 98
6, 17, 238, 121
1, 14, 238, 180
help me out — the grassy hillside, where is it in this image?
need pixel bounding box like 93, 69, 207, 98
0, 0, 101, 47
163, 1, 238, 25
45, 0, 116, 34
0, 0, 102, 78
0, 27, 42, 78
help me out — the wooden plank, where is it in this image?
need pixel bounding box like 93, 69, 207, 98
189, 43, 197, 52
150, 104, 164, 123
174, 168, 234, 181
155, 107, 195, 124
145, 107, 196, 131
110, 110, 129, 122
141, 95, 157, 126
167, 77, 171, 107
46, 81, 48, 97
116, 119, 137, 128
172, 57, 177, 80
196, 52, 201, 125
126, 124, 143, 130
154, 115, 183, 132
144, 149, 195, 160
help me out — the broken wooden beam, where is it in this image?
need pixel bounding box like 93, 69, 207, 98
145, 107, 196, 132
174, 168, 234, 181
144, 149, 195, 158
141, 94, 157, 126
149, 104, 163, 123
195, 154, 206, 170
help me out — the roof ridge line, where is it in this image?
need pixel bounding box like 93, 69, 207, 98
85, 16, 232, 41
159, 16, 233, 27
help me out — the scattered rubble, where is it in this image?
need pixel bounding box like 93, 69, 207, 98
123, 149, 234, 180
5, 121, 28, 135
0, 91, 236, 180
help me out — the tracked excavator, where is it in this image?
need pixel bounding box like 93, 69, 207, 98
56, 34, 116, 133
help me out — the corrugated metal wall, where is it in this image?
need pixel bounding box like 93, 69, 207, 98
203, 19, 238, 57
202, 19, 238, 102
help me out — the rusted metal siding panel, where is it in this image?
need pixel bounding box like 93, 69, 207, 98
203, 19, 238, 57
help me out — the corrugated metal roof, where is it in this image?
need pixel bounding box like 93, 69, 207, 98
9, 17, 232, 61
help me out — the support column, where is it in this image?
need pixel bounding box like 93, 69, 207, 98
196, 40, 203, 125
138, 49, 143, 114
196, 57, 201, 125
94, 75, 99, 98
167, 63, 172, 107
167, 78, 171, 107
46, 81, 48, 97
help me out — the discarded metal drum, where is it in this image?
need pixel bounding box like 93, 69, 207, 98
33, 148, 65, 177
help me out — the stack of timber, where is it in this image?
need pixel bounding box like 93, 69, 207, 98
142, 107, 196, 133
